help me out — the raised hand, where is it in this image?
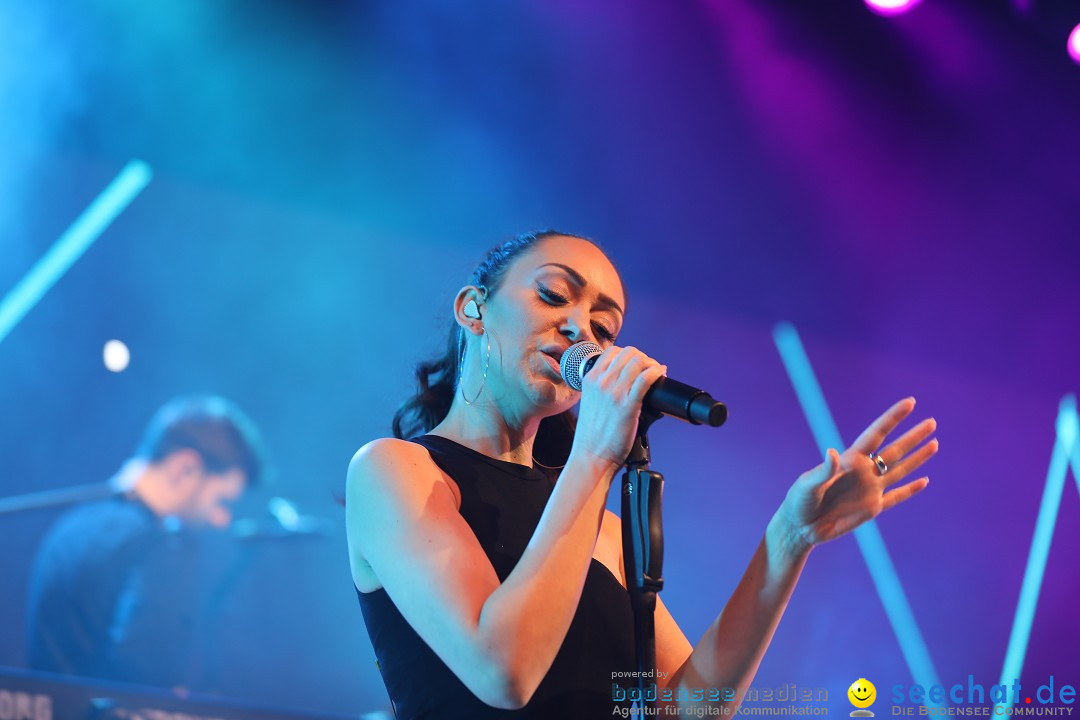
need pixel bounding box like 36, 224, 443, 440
778, 397, 939, 549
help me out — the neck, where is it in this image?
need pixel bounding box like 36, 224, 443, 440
430, 393, 543, 467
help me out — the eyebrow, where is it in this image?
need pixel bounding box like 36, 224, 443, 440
537, 263, 624, 316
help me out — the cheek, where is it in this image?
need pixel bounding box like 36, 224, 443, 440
490, 326, 531, 368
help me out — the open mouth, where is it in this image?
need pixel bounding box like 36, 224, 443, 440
542, 347, 565, 364
540, 348, 565, 378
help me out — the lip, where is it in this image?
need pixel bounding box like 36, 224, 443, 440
541, 346, 566, 364
539, 348, 565, 380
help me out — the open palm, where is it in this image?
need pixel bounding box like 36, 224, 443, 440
781, 398, 939, 547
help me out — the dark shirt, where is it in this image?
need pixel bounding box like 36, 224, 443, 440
357, 435, 637, 719
26, 495, 207, 686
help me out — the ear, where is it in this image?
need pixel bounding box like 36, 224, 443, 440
453, 286, 486, 335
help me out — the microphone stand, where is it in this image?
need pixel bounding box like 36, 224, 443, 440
621, 409, 665, 715
0, 482, 124, 516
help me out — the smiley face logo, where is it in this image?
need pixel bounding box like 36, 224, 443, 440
848, 678, 877, 709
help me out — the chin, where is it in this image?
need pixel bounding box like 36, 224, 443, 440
523, 358, 578, 413
533, 380, 579, 415
521, 376, 556, 405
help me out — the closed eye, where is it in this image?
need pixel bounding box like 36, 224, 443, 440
538, 284, 618, 344
537, 284, 568, 305
592, 322, 616, 343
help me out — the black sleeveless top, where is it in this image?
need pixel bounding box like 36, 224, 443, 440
356, 435, 636, 719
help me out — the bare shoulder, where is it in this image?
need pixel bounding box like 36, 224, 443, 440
349, 437, 462, 501
345, 437, 458, 591
348, 437, 436, 489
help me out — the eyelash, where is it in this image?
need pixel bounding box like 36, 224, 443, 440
537, 285, 617, 342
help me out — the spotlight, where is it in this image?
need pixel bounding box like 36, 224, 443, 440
865, 0, 921, 16
1069, 22, 1080, 64
103, 339, 130, 372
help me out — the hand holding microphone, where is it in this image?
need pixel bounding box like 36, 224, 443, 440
561, 342, 727, 427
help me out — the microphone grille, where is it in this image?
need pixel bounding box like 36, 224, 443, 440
559, 341, 602, 391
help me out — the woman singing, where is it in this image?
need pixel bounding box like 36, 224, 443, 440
346, 231, 938, 718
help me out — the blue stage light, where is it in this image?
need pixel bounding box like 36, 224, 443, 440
994, 395, 1079, 715
0, 160, 152, 346
773, 322, 945, 711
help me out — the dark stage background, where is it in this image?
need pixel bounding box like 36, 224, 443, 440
1, 0, 1078, 716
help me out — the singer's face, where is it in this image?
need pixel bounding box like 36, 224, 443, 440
484, 235, 625, 413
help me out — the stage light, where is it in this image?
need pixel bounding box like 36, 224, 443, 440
0, 160, 152, 347
773, 322, 945, 711
103, 339, 130, 372
994, 395, 1080, 716
1069, 23, 1080, 64
865, 0, 921, 17
776, 322, 1080, 715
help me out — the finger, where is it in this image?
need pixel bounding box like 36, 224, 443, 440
584, 346, 636, 388
880, 417, 937, 465
584, 344, 624, 377
599, 346, 643, 387
628, 364, 667, 403
849, 397, 916, 454
882, 476, 929, 511
614, 351, 652, 388
616, 352, 662, 393
884, 438, 939, 485
818, 448, 841, 487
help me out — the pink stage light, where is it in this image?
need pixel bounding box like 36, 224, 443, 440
1069, 23, 1080, 65
865, 0, 922, 17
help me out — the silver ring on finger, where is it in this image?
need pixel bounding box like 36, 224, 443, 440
868, 451, 888, 476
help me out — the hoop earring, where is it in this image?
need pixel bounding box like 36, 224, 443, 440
460, 330, 491, 405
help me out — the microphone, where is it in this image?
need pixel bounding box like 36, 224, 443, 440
560, 342, 727, 427
230, 497, 335, 541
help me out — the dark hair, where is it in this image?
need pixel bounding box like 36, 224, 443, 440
136, 395, 267, 487
392, 230, 608, 474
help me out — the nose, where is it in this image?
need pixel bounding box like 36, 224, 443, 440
559, 310, 594, 345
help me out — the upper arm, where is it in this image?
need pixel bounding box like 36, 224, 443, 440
345, 438, 512, 706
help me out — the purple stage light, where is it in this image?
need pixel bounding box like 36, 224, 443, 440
865, 0, 921, 17
1069, 23, 1080, 64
